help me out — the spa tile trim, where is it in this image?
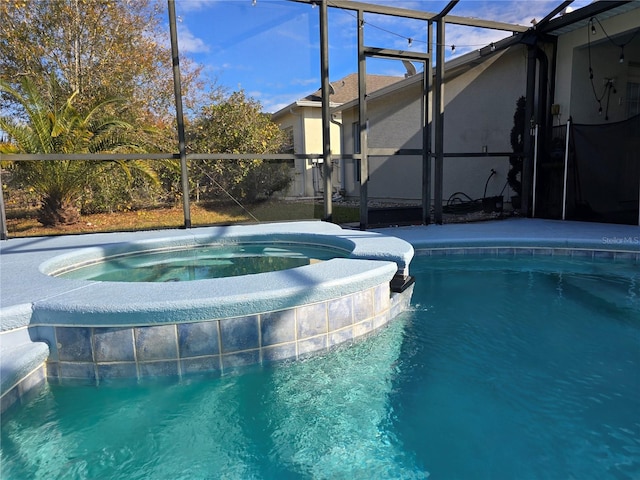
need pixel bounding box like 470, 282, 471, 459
39, 282, 401, 382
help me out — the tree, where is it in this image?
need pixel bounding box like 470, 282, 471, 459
507, 96, 526, 199
187, 90, 292, 202
0, 77, 158, 226
0, 0, 201, 128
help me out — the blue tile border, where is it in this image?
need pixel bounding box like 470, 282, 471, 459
178, 322, 220, 357
135, 325, 178, 361
296, 303, 327, 339
413, 246, 640, 261
31, 281, 405, 383
56, 327, 93, 362
94, 327, 135, 362
261, 310, 296, 346
0, 365, 46, 416
219, 315, 260, 353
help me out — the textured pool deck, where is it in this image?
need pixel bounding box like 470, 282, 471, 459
375, 217, 640, 255
1, 218, 638, 327
0, 221, 414, 328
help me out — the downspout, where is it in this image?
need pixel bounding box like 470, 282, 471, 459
289, 106, 307, 196
536, 46, 549, 156
548, 36, 559, 126
330, 113, 344, 195
522, 39, 549, 217
522, 45, 536, 217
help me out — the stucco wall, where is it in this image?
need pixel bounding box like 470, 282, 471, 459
340, 46, 528, 204
556, 8, 640, 124
273, 105, 342, 197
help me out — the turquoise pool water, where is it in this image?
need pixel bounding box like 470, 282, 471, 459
55, 244, 347, 282
2, 255, 639, 479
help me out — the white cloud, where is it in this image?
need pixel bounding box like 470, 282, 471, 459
178, 26, 210, 53
177, 0, 218, 13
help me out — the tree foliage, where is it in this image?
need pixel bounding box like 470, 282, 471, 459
187, 90, 292, 202
0, 0, 200, 127
1, 1, 294, 220
0, 77, 158, 225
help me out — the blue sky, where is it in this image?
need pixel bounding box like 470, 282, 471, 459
172, 0, 591, 113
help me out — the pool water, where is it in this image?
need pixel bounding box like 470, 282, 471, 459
56, 244, 347, 282
2, 255, 639, 479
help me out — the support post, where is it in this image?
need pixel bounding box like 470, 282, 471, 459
320, 0, 332, 222
168, 0, 191, 229
422, 21, 433, 225
357, 10, 368, 230
562, 119, 571, 220
532, 124, 539, 217
433, 17, 445, 224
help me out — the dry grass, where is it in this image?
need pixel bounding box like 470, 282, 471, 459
5, 200, 360, 237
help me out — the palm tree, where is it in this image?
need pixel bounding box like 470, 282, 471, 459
0, 77, 158, 226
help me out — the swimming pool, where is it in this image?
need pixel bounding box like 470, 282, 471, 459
2, 252, 638, 479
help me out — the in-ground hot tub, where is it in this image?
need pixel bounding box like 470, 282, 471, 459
51, 242, 352, 282
5, 222, 414, 386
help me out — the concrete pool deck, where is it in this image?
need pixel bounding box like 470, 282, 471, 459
375, 217, 640, 256
1, 218, 638, 414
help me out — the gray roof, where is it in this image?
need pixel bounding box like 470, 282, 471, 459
302, 73, 403, 104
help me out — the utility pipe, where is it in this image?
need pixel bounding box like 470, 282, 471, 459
330, 114, 345, 194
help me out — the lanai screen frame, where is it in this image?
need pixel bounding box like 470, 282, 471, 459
3, 1, 630, 238
293, 0, 528, 227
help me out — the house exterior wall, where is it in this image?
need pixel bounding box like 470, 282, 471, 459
273, 108, 305, 196
555, 8, 640, 124
275, 7, 638, 207
273, 105, 342, 197
340, 46, 528, 204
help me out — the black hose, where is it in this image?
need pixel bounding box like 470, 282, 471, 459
443, 170, 502, 214
483, 169, 496, 199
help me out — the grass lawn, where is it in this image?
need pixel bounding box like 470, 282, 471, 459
5, 200, 361, 237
